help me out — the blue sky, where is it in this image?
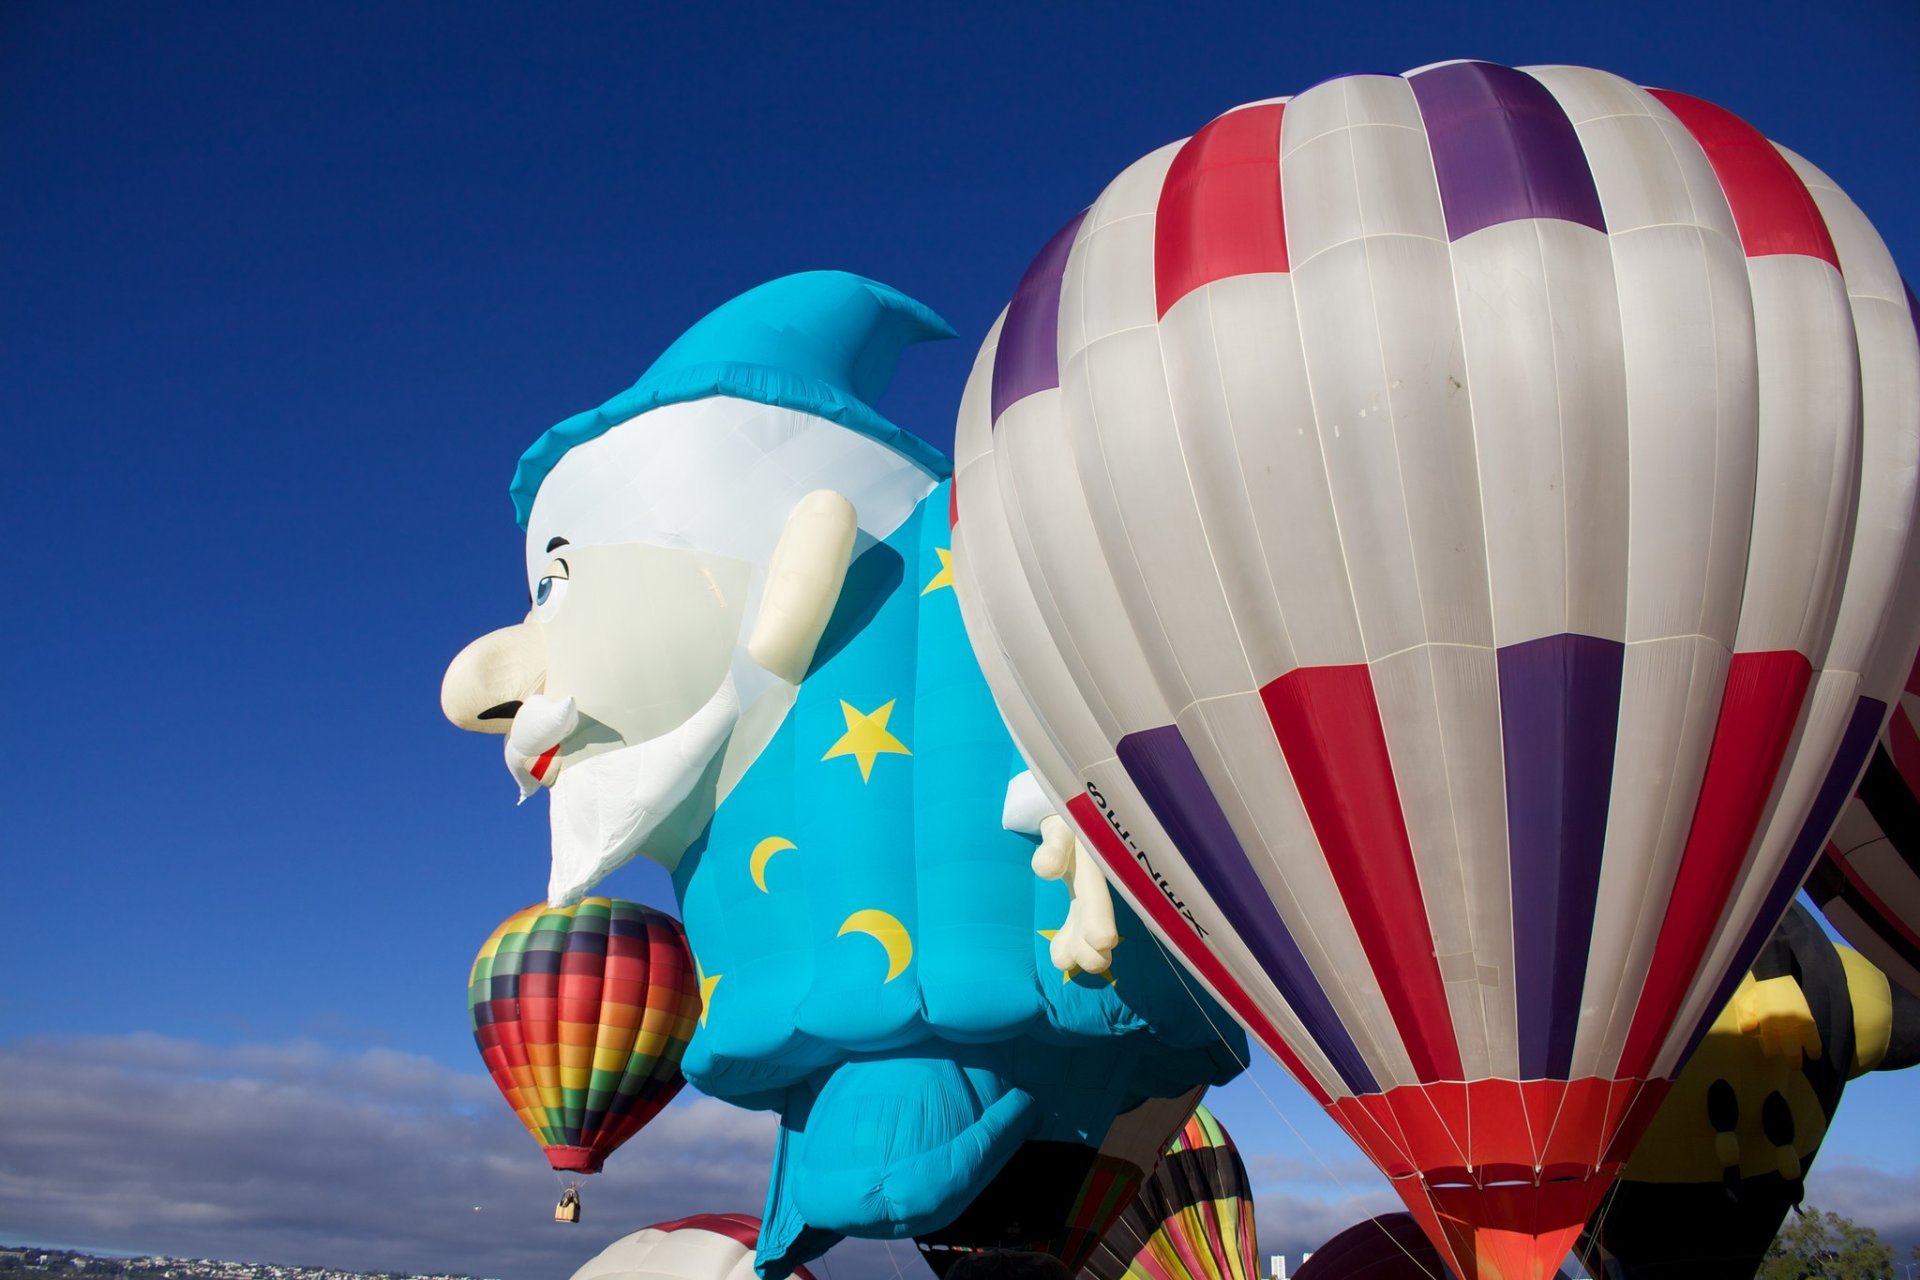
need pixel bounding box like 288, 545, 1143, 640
4, 1, 1918, 1276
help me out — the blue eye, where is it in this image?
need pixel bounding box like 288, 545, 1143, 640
535, 577, 554, 605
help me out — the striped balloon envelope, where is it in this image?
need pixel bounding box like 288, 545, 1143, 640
469, 898, 701, 1176
948, 61, 1920, 1280
1809, 642, 1920, 996
570, 1214, 816, 1280
1082, 1104, 1257, 1280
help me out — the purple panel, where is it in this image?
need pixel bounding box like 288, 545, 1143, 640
1115, 723, 1377, 1094
1497, 632, 1624, 1079
990, 211, 1086, 425
1676, 693, 1888, 1063
1406, 61, 1606, 241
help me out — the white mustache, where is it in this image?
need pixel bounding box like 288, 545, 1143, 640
544, 675, 742, 906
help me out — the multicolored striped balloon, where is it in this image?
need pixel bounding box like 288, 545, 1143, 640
949, 60, 1920, 1280
1083, 1105, 1257, 1280
469, 898, 700, 1174
1810, 642, 1920, 996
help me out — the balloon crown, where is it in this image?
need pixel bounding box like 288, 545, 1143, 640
510, 270, 957, 528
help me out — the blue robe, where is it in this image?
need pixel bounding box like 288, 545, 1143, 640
673, 480, 1244, 1276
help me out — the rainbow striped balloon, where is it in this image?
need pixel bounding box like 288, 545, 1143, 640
950, 60, 1920, 1280
1083, 1105, 1257, 1280
469, 898, 700, 1174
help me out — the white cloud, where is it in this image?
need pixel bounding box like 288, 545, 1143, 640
0, 1034, 790, 1279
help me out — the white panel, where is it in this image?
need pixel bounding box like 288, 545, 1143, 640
1290, 236, 1427, 660
1607, 227, 1759, 645
1182, 692, 1418, 1087
1065, 144, 1181, 356
951, 309, 1005, 474
1372, 645, 1505, 1079
1453, 220, 1630, 645
1077, 213, 1161, 347
1203, 272, 1364, 669
1369, 233, 1493, 648
1424, 642, 1519, 1076
1572, 636, 1729, 1078
1282, 73, 1422, 156
1794, 162, 1920, 678
1072, 331, 1256, 706
996, 386, 1168, 738
1732, 255, 1861, 657
1157, 286, 1296, 682
1527, 66, 1741, 246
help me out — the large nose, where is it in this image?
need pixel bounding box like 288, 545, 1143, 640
442, 618, 547, 733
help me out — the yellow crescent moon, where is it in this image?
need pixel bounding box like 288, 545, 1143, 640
837, 909, 913, 982
750, 837, 796, 892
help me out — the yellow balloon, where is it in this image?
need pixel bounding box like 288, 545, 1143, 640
837, 909, 913, 982
750, 836, 797, 892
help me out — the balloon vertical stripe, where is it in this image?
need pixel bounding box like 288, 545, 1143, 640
1064, 791, 1334, 1106
1677, 693, 1889, 1063
1618, 650, 1813, 1076
1647, 90, 1840, 267
1407, 61, 1606, 239
1497, 633, 1624, 1079
1259, 665, 1463, 1083
1154, 103, 1288, 317
990, 213, 1085, 424
1115, 724, 1375, 1093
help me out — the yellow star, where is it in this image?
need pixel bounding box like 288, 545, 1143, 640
921, 547, 955, 596
822, 699, 912, 782
694, 955, 722, 1027
1037, 930, 1120, 985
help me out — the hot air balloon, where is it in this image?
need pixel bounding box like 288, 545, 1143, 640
469, 898, 701, 1215
1081, 1103, 1257, 1280
914, 1089, 1201, 1275
571, 1214, 816, 1280
948, 61, 1920, 1280
1807, 642, 1920, 996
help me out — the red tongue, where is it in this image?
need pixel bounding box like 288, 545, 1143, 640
531, 745, 560, 782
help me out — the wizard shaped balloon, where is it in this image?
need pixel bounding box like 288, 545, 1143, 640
442, 273, 1243, 1276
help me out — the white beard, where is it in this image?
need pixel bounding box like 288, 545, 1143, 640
544, 674, 742, 906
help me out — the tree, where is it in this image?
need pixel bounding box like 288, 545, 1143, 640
1759, 1207, 1894, 1280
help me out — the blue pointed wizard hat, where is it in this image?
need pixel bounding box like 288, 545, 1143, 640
509, 271, 957, 528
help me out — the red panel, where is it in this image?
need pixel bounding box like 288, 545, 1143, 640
1154, 103, 1288, 318
1466, 1078, 1533, 1170
1618, 649, 1814, 1077
1065, 791, 1330, 1105
1386, 1083, 1469, 1177
1648, 89, 1839, 268
1260, 665, 1464, 1081
1535, 1076, 1611, 1178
